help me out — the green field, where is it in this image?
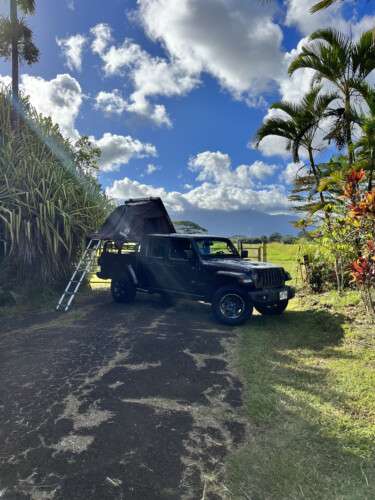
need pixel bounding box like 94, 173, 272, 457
266, 242, 300, 277
226, 244, 375, 499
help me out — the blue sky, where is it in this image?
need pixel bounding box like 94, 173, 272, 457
0, 0, 374, 224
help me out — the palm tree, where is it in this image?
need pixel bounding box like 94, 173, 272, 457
288, 28, 375, 165
310, 0, 342, 13
256, 85, 337, 194
355, 89, 375, 191
310, 1, 373, 14
0, 0, 39, 125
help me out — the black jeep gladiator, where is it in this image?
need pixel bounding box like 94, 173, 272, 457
97, 233, 294, 325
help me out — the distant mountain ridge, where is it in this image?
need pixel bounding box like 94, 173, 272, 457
170, 209, 299, 237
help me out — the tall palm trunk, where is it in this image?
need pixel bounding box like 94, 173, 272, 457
10, 0, 19, 129
308, 146, 326, 206
369, 162, 374, 191
344, 92, 353, 166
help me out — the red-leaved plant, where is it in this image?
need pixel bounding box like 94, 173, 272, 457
344, 169, 375, 317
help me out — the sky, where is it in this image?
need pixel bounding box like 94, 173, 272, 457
0, 0, 374, 226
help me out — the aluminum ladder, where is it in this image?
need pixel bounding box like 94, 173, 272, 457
56, 239, 101, 312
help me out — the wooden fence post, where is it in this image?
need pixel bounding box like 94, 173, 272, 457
262, 242, 267, 262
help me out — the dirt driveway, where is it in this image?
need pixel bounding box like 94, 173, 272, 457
0, 291, 246, 500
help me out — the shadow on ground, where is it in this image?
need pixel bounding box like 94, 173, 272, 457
0, 291, 246, 500
227, 304, 375, 500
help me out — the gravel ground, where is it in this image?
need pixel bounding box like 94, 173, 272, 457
0, 290, 246, 500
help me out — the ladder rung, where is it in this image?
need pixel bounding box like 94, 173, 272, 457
56, 238, 102, 311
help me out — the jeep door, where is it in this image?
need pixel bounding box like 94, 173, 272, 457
140, 237, 170, 290
163, 238, 202, 295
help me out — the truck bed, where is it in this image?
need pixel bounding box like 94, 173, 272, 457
97, 252, 138, 280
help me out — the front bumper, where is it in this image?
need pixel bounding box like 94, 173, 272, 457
248, 285, 295, 305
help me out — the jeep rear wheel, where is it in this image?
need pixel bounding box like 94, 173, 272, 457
111, 279, 136, 303
255, 300, 288, 315
212, 286, 252, 325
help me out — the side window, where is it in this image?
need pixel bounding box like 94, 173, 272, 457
169, 239, 192, 261
148, 238, 168, 259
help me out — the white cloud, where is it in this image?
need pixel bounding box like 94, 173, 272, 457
90, 23, 113, 56
1, 73, 157, 174
106, 177, 186, 211
106, 176, 290, 213
146, 163, 158, 175
94, 132, 157, 172
106, 150, 290, 213
90, 26, 196, 126
184, 182, 289, 212
248, 161, 277, 180
280, 162, 307, 184
277, 37, 316, 103
285, 0, 375, 39
95, 90, 127, 115
94, 86, 172, 127
351, 15, 375, 39
18, 73, 83, 140
137, 0, 284, 97
251, 107, 290, 159
56, 34, 87, 72
189, 151, 256, 188
67, 0, 75, 10
284, 0, 344, 36
0, 75, 11, 88
90, 1, 285, 124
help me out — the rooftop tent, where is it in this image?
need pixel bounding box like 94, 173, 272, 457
91, 197, 176, 242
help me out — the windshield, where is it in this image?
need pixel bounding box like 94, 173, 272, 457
194, 238, 239, 258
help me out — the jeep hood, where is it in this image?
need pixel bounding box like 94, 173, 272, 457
202, 258, 283, 272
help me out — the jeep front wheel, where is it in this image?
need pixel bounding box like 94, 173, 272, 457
255, 300, 288, 315
212, 286, 252, 325
111, 279, 136, 303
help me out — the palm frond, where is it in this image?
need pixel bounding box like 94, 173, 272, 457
0, 17, 39, 64
255, 117, 296, 147
351, 30, 375, 78
17, 0, 36, 14
310, 0, 340, 14
270, 101, 301, 118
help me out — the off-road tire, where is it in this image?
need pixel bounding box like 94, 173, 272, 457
212, 286, 252, 325
111, 278, 136, 303
255, 300, 288, 315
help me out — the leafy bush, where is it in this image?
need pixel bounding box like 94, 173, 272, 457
0, 90, 111, 285
298, 250, 337, 293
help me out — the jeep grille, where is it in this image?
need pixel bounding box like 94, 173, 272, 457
256, 268, 284, 288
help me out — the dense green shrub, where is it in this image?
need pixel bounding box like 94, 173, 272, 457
0, 90, 111, 285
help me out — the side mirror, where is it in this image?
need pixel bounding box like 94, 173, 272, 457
241, 250, 248, 259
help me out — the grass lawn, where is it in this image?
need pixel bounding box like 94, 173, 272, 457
267, 242, 300, 286
226, 273, 375, 498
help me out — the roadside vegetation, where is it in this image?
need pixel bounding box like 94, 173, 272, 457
0, 1, 110, 301
0, 91, 110, 290
227, 290, 375, 499
226, 19, 375, 500
256, 27, 375, 318
226, 245, 375, 500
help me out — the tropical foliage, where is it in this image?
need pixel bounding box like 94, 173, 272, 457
288, 29, 375, 164
256, 85, 337, 219
0, 89, 111, 285
0, 0, 39, 131
256, 27, 375, 314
